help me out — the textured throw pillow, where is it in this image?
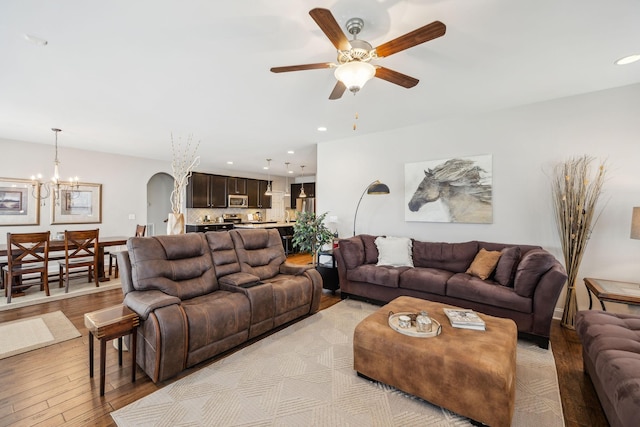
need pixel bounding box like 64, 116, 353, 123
375, 236, 414, 267
466, 248, 502, 280
493, 246, 521, 287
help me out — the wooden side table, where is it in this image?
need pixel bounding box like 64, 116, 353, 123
584, 277, 640, 311
84, 305, 139, 396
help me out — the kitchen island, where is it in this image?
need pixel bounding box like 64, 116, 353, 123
234, 222, 297, 255
233, 222, 295, 229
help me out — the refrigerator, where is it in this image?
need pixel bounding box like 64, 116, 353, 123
295, 198, 315, 213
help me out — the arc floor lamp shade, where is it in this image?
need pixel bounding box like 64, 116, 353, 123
353, 180, 390, 236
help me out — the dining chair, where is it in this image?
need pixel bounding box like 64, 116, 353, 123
108, 224, 146, 278
59, 229, 100, 293
3, 231, 51, 303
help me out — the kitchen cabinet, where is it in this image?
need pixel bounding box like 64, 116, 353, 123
247, 179, 272, 208
227, 177, 247, 195
186, 173, 228, 208
290, 183, 315, 208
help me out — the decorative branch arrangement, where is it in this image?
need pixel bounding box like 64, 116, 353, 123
170, 133, 200, 215
551, 155, 606, 329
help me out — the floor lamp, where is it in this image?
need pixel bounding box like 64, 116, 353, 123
353, 180, 390, 236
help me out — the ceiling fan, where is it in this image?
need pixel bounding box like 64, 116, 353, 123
270, 8, 446, 100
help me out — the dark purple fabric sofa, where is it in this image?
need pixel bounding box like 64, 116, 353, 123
334, 234, 567, 348
117, 229, 322, 382
576, 310, 640, 427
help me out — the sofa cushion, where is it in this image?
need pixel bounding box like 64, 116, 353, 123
513, 249, 556, 298
466, 248, 502, 280
181, 290, 251, 354
398, 267, 451, 295
205, 231, 241, 278
361, 234, 379, 264
413, 240, 478, 273
127, 234, 218, 300
346, 264, 407, 288
375, 236, 414, 267
338, 237, 365, 270
493, 246, 521, 287
231, 229, 287, 280
263, 274, 314, 316
447, 273, 533, 313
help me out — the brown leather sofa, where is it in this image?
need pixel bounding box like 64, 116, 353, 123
334, 234, 567, 348
117, 229, 322, 382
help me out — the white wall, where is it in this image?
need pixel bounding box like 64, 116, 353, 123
317, 83, 640, 315
0, 138, 169, 237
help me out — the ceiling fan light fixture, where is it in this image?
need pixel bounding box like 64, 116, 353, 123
334, 61, 376, 93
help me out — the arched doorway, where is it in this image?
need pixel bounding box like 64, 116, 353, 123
147, 173, 174, 236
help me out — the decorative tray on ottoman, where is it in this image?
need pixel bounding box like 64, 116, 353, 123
388, 311, 442, 338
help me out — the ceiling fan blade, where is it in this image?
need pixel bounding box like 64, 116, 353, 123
375, 21, 446, 58
375, 67, 419, 88
270, 63, 333, 73
329, 81, 347, 100
309, 8, 351, 51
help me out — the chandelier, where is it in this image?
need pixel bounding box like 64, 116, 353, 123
31, 128, 79, 206
264, 158, 273, 196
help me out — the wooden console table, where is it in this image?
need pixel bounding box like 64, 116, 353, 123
584, 277, 640, 311
84, 305, 139, 396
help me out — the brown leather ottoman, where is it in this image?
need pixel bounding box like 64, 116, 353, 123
353, 296, 517, 427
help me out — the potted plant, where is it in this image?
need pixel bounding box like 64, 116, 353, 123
168, 133, 200, 235
292, 211, 335, 266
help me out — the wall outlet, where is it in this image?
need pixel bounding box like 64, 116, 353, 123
329, 215, 338, 222
128, 213, 136, 220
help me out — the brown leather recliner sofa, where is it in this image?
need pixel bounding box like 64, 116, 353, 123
117, 228, 322, 382
334, 234, 567, 348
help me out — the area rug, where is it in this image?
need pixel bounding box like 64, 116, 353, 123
111, 300, 564, 426
0, 310, 81, 359
0, 277, 122, 312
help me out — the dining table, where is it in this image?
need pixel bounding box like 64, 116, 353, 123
0, 235, 129, 282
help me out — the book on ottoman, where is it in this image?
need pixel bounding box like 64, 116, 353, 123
443, 308, 486, 330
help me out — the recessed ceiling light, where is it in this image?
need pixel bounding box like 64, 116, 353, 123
226, 161, 233, 165
24, 34, 48, 46
287, 150, 294, 154
615, 54, 640, 65
288, 170, 294, 174
317, 126, 327, 132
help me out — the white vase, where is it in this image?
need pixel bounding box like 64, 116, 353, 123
167, 213, 185, 235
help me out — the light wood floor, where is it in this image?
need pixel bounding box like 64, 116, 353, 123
0, 253, 609, 426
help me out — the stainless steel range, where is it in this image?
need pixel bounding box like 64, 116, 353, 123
222, 213, 243, 224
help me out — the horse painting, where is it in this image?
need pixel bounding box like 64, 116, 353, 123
407, 157, 492, 223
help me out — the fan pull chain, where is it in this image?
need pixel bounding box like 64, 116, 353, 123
353, 112, 359, 131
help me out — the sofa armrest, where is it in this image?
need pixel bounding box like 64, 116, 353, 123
123, 290, 181, 320
531, 263, 567, 337
280, 262, 314, 276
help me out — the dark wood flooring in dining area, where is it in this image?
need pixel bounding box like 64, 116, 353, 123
0, 253, 609, 426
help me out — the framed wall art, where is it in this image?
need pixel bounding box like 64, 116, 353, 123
51, 182, 102, 224
404, 154, 493, 224
0, 177, 40, 226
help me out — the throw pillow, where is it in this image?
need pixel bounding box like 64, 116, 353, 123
466, 248, 502, 280
493, 246, 521, 287
375, 236, 414, 267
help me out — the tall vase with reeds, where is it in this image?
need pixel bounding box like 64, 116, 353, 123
168, 133, 200, 235
551, 155, 606, 329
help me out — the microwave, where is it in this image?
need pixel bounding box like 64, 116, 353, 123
228, 194, 248, 207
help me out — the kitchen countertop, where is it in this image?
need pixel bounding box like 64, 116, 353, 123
233, 222, 295, 229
